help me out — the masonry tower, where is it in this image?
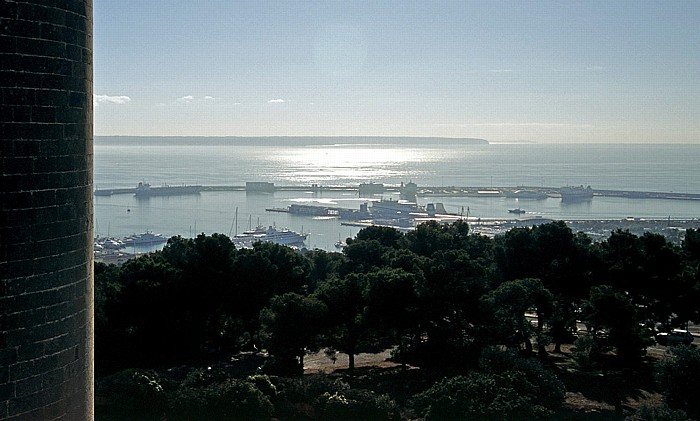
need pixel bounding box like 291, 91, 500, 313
1, 1, 94, 419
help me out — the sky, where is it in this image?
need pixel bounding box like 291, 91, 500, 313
93, 0, 700, 143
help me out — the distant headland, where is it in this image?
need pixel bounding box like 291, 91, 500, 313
94, 136, 490, 145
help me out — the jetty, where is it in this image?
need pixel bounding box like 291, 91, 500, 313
94, 183, 700, 202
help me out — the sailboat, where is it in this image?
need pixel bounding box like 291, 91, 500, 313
334, 234, 346, 249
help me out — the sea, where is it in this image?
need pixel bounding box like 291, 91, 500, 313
94, 137, 700, 252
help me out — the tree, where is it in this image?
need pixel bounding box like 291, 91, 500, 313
579, 285, 650, 364
233, 242, 312, 340
595, 231, 686, 327
364, 268, 421, 363
481, 278, 553, 355
414, 249, 491, 366
259, 293, 327, 374
497, 222, 593, 353
106, 253, 189, 368
342, 238, 387, 273
405, 220, 471, 257
682, 228, 700, 262
161, 234, 240, 354
656, 345, 700, 419
353, 225, 405, 248
305, 249, 345, 292
313, 273, 368, 370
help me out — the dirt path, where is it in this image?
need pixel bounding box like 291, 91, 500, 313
303, 348, 397, 374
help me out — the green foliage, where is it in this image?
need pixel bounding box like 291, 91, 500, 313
478, 348, 566, 411
259, 292, 328, 373
275, 375, 350, 404
94, 262, 121, 340
579, 285, 651, 364
412, 349, 564, 420
572, 334, 608, 368
596, 230, 686, 326
246, 374, 278, 399
343, 239, 387, 272
305, 249, 346, 291
271, 376, 398, 421
169, 377, 274, 421
625, 403, 691, 421
411, 373, 558, 421
313, 273, 368, 369
496, 222, 594, 353
405, 220, 471, 256
316, 388, 400, 421
656, 345, 700, 419
96, 368, 168, 420
481, 278, 553, 353
683, 228, 700, 262
354, 225, 405, 248
364, 268, 421, 335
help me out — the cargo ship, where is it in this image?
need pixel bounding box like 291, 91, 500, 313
134, 182, 203, 197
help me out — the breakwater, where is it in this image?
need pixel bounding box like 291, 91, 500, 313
94, 183, 700, 201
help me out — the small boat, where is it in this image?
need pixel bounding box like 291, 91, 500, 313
508, 208, 526, 214
94, 236, 125, 249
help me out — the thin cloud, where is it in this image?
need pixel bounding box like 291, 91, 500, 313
552, 66, 605, 73
474, 122, 592, 127
94, 94, 131, 105
436, 122, 592, 128
204, 96, 215, 100
489, 69, 513, 73
268, 99, 285, 103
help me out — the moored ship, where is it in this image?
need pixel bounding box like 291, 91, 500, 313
560, 185, 594, 202
505, 189, 548, 200
232, 226, 308, 248
134, 182, 203, 197
370, 198, 423, 217
122, 231, 168, 246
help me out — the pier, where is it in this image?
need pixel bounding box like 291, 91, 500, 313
93, 183, 700, 201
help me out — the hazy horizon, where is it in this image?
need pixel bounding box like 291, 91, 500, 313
94, 1, 700, 144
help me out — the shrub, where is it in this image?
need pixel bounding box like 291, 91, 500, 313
169, 378, 273, 421
656, 345, 700, 419
625, 403, 691, 421
411, 349, 565, 421
96, 368, 168, 420
316, 388, 399, 421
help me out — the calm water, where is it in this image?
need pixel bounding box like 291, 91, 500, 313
94, 137, 700, 251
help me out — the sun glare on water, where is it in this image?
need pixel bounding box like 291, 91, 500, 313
269, 145, 438, 183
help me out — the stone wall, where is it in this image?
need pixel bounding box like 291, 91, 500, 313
0, 1, 94, 420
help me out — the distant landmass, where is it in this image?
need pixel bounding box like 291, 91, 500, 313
95, 136, 489, 145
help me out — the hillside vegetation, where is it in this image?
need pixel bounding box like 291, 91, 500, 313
95, 222, 700, 420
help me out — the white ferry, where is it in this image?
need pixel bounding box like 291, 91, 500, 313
232, 226, 307, 248
122, 231, 168, 246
